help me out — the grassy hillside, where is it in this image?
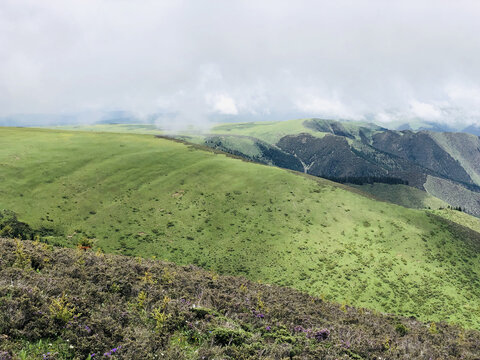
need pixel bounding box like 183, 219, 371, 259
211, 119, 383, 144
211, 119, 322, 143
430, 132, 480, 186
51, 123, 164, 135
175, 119, 480, 216
1, 128, 480, 329
430, 209, 480, 234
424, 176, 480, 217
2, 238, 479, 360
351, 183, 448, 210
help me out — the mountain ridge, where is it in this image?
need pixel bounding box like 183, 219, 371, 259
181, 118, 480, 216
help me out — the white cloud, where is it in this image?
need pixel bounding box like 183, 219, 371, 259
2, 0, 480, 127
410, 101, 442, 120
374, 112, 397, 124
445, 83, 480, 107
294, 94, 357, 119
206, 94, 238, 115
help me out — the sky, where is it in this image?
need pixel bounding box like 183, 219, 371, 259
2, 0, 480, 129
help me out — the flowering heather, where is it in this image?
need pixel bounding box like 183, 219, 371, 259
294, 325, 306, 333
0, 238, 479, 359
314, 328, 330, 341
103, 345, 122, 357
252, 310, 265, 318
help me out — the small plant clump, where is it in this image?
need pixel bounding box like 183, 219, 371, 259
49, 293, 79, 324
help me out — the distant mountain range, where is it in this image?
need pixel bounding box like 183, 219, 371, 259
177, 118, 480, 217
3, 111, 480, 136
0, 111, 158, 127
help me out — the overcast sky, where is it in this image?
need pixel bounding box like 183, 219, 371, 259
2, 0, 480, 127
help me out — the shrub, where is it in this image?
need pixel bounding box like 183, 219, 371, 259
191, 307, 215, 319
211, 327, 250, 346
49, 293, 78, 324
152, 308, 171, 333
13, 239, 31, 269
0, 210, 34, 240
395, 323, 409, 336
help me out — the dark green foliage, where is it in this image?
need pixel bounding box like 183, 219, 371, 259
0, 210, 34, 240
0, 238, 479, 359
190, 306, 215, 319
325, 175, 409, 186
263, 326, 297, 344
211, 327, 249, 346
395, 323, 409, 336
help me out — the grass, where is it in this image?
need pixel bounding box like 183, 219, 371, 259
430, 209, 480, 234
210, 119, 324, 143
209, 118, 383, 144
424, 175, 480, 217
50, 123, 164, 135
351, 183, 448, 210
1, 238, 479, 360
1, 127, 480, 329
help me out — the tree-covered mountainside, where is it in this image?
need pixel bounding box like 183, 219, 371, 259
177, 118, 480, 216
1, 238, 479, 360
1, 127, 480, 330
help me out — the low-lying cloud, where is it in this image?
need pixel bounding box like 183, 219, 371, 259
2, 0, 480, 129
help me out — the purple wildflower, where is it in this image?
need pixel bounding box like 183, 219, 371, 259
265, 326, 271, 331
294, 325, 303, 332
314, 328, 330, 341
0, 351, 12, 360
252, 310, 265, 318
103, 345, 122, 357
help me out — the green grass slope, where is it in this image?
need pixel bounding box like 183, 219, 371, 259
1, 128, 480, 329
424, 176, 480, 217
51, 123, 164, 135
2, 238, 479, 360
210, 118, 383, 144
430, 209, 480, 234
210, 119, 323, 143
351, 183, 448, 210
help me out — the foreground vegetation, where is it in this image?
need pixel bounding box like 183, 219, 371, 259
1, 128, 480, 329
1, 238, 479, 359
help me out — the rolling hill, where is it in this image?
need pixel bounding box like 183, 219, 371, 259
173, 118, 480, 217
1, 127, 480, 330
